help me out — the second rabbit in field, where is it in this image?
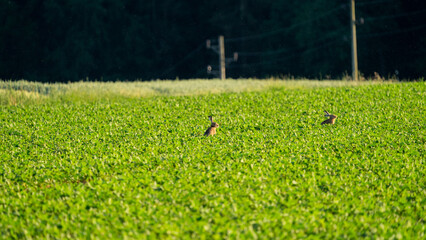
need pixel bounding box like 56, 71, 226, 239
321, 110, 337, 125
204, 116, 219, 136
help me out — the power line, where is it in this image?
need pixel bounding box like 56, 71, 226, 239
161, 43, 204, 78
224, 5, 346, 43
229, 38, 343, 69
237, 26, 348, 57
359, 22, 426, 38
205, 1, 424, 78
357, 0, 396, 6
364, 8, 426, 21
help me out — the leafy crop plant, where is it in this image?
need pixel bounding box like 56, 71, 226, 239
0, 81, 424, 239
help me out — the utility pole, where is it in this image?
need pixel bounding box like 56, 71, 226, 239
219, 35, 226, 80
350, 0, 359, 81
206, 35, 238, 80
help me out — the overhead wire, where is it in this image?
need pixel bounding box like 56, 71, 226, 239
229, 38, 344, 69
224, 5, 346, 43
356, 0, 396, 6
359, 22, 426, 38
228, 2, 425, 70
237, 26, 348, 57
161, 43, 204, 78
202, 2, 353, 75
363, 8, 426, 21
204, 0, 425, 76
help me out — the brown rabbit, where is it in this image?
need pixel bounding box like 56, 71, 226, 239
204, 116, 219, 136
321, 110, 337, 125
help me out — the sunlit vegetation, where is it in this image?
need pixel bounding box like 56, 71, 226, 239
0, 78, 391, 105
0, 80, 424, 239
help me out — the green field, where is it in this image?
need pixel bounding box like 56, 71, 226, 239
0, 80, 425, 239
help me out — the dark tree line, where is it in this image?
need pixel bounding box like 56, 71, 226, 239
0, 0, 425, 82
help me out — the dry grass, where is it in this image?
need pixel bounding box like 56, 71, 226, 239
0, 78, 394, 105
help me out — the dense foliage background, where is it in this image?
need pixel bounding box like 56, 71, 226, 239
1, 0, 425, 82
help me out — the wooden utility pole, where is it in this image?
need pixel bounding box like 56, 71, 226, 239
350, 0, 359, 81
206, 35, 237, 79
219, 35, 226, 80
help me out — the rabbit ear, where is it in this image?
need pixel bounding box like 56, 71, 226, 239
324, 110, 330, 117
208, 116, 213, 122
